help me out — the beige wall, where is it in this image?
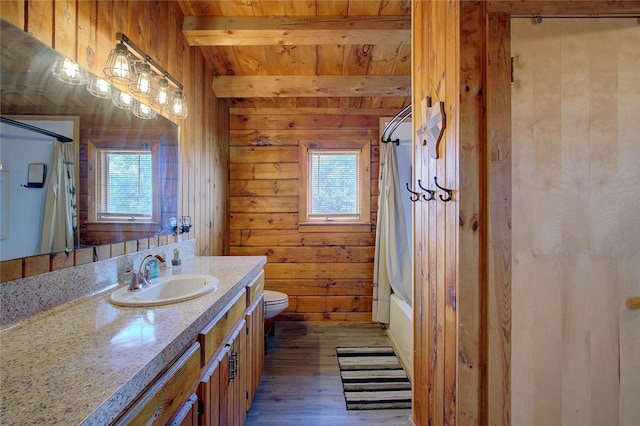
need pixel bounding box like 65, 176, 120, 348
511, 18, 640, 425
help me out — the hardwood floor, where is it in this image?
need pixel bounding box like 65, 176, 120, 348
245, 322, 413, 426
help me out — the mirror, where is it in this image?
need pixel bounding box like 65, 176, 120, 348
0, 19, 179, 262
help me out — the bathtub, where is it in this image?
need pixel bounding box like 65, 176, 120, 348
386, 293, 413, 379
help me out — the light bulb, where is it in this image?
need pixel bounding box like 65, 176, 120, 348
121, 92, 133, 105
52, 56, 88, 85
139, 76, 149, 93
87, 75, 114, 99
114, 55, 130, 79
170, 89, 188, 119
172, 97, 183, 115
62, 58, 80, 78
133, 101, 157, 120
136, 63, 151, 94
112, 89, 135, 110
156, 78, 169, 106
97, 78, 110, 93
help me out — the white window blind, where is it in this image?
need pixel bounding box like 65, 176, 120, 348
95, 149, 153, 220
308, 150, 360, 219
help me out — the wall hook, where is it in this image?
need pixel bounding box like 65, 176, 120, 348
405, 182, 420, 202
433, 177, 453, 202
417, 179, 436, 201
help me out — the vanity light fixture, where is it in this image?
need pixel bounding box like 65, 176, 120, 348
51, 56, 88, 85
103, 42, 136, 84
104, 33, 188, 119
86, 75, 114, 99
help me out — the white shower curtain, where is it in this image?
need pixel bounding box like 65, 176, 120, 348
41, 141, 77, 254
372, 142, 412, 323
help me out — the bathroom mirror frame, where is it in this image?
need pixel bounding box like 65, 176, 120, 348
0, 19, 180, 269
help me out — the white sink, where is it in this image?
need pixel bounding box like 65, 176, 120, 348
109, 274, 220, 307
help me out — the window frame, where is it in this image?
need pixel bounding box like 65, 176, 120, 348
298, 139, 371, 233
87, 139, 161, 225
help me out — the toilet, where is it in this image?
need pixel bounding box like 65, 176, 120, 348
263, 290, 289, 319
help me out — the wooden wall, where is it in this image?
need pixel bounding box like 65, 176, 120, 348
412, 1, 488, 424
511, 18, 640, 425
0, 0, 229, 258
228, 107, 395, 321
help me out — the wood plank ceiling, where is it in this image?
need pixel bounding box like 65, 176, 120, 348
177, 0, 412, 110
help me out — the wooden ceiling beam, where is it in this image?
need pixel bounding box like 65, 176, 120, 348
183, 16, 410, 46
229, 107, 407, 116
212, 75, 410, 98
487, 1, 640, 16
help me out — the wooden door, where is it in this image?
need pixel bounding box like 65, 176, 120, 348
511, 17, 640, 425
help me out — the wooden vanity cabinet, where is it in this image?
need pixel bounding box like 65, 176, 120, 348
112, 343, 201, 426
197, 271, 265, 426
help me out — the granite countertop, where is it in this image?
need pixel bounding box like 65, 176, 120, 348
0, 256, 266, 425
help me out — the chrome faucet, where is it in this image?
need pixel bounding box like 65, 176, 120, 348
128, 254, 166, 291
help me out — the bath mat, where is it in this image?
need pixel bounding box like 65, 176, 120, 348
336, 346, 412, 410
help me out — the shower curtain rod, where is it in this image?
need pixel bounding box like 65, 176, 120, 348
0, 117, 73, 143
381, 104, 412, 146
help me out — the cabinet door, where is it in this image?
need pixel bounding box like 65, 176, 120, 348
170, 393, 198, 426
198, 347, 229, 426
114, 343, 200, 425
199, 290, 246, 369
225, 320, 247, 426
245, 294, 264, 410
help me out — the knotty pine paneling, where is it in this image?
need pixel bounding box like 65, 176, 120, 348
229, 229, 375, 247
228, 107, 395, 322
1, 1, 229, 258
414, 0, 456, 424
412, 1, 488, 425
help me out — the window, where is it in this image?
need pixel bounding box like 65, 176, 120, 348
96, 149, 152, 220
299, 140, 370, 232
88, 142, 160, 223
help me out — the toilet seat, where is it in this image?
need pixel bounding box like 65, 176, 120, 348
264, 290, 289, 319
